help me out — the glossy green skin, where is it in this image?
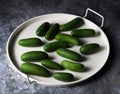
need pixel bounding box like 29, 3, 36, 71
56, 48, 83, 62
45, 23, 60, 40
21, 51, 49, 62
36, 22, 50, 37
60, 17, 84, 31
53, 72, 74, 82
62, 60, 84, 72
80, 43, 100, 54
55, 33, 80, 45
20, 63, 51, 77
41, 60, 64, 70
71, 29, 95, 37
18, 38, 41, 47
44, 41, 69, 52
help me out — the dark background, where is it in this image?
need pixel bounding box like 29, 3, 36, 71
0, 0, 120, 94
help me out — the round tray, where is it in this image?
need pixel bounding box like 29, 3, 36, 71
6, 13, 110, 86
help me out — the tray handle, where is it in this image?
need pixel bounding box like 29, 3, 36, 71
26, 75, 35, 84
9, 65, 34, 84
84, 8, 104, 28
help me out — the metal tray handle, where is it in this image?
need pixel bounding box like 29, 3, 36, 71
84, 8, 104, 28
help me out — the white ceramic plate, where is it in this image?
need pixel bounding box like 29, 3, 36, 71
6, 13, 110, 86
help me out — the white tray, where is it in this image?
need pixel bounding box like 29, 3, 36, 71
6, 10, 110, 87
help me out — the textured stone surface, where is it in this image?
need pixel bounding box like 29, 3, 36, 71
0, 0, 120, 94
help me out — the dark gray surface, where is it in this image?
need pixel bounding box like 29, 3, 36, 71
0, 0, 120, 94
